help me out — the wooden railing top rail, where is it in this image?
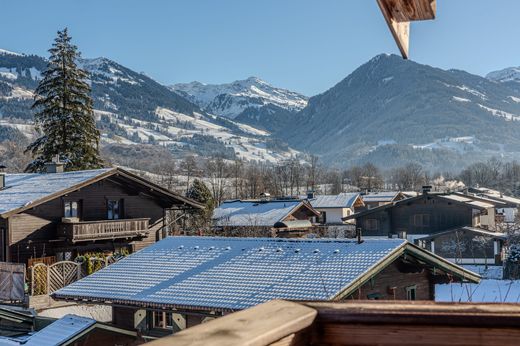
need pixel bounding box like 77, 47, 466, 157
146, 300, 317, 346
147, 300, 520, 346
63, 218, 150, 225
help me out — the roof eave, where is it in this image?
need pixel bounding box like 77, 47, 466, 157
0, 168, 118, 218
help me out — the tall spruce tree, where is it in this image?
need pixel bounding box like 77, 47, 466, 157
25, 28, 102, 172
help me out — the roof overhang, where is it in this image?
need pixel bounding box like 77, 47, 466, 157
0, 167, 203, 218
333, 242, 480, 300
377, 0, 437, 59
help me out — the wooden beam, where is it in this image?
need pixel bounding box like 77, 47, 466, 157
145, 300, 317, 346
377, 0, 410, 59
384, 0, 436, 22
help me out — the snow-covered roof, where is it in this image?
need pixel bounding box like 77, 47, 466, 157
23, 314, 96, 346
0, 169, 113, 216
212, 200, 310, 227
53, 236, 409, 311
0, 167, 202, 217
361, 191, 402, 203
307, 193, 361, 209
441, 194, 495, 209
469, 187, 520, 206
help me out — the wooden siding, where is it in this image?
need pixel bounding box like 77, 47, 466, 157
348, 259, 433, 301
357, 195, 474, 237
6, 177, 169, 264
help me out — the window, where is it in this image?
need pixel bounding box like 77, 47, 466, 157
151, 311, 173, 329
406, 285, 417, 300
365, 218, 379, 231
413, 214, 430, 227
107, 199, 123, 220
64, 201, 79, 218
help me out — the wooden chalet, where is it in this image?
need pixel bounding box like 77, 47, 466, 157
52, 236, 479, 338
360, 191, 406, 210
0, 164, 202, 265
147, 299, 520, 346
344, 190, 506, 264
304, 192, 364, 225
467, 187, 520, 223
212, 199, 320, 237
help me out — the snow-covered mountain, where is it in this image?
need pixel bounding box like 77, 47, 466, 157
170, 77, 308, 131
487, 67, 520, 83
0, 49, 301, 164
279, 54, 520, 170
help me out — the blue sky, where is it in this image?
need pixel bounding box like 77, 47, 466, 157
1, 0, 520, 96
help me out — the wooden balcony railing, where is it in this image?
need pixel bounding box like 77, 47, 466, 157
57, 218, 150, 242
147, 300, 520, 346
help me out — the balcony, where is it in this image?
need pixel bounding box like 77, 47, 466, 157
57, 218, 150, 242
147, 300, 520, 346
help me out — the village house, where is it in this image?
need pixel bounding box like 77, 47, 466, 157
212, 199, 320, 237
360, 191, 406, 210
0, 164, 202, 265
344, 189, 504, 264
52, 236, 479, 338
304, 192, 364, 225
467, 187, 520, 223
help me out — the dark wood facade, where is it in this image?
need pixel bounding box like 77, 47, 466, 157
0, 169, 201, 265
350, 259, 433, 301
350, 193, 494, 238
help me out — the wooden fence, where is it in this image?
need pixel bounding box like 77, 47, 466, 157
29, 257, 116, 296
0, 262, 26, 302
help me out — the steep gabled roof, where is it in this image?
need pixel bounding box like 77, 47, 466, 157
361, 191, 404, 203
344, 192, 495, 221
306, 193, 363, 209
212, 200, 318, 227
52, 236, 479, 312
0, 167, 202, 218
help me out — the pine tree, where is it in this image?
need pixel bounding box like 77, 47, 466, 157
187, 179, 214, 211
25, 28, 102, 172
186, 179, 215, 233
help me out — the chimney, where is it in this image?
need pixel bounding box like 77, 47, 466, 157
356, 228, 364, 244
0, 165, 6, 189
422, 185, 432, 195
45, 157, 65, 173
307, 190, 315, 199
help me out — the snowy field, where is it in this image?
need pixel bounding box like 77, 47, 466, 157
436, 265, 520, 303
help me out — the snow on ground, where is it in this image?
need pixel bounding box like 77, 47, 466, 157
38, 304, 112, 322
436, 279, 520, 303
0, 67, 18, 80
455, 85, 487, 100
0, 120, 35, 137
452, 96, 471, 103
435, 265, 520, 303
462, 265, 502, 279
412, 136, 476, 153
509, 96, 520, 103
478, 104, 520, 121
0, 48, 23, 56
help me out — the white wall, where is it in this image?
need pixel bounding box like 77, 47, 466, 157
316, 208, 350, 224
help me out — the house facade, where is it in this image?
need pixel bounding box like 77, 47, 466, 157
52, 236, 479, 338
360, 191, 406, 210
0, 165, 201, 265
345, 191, 503, 264
305, 193, 364, 225
212, 199, 320, 237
